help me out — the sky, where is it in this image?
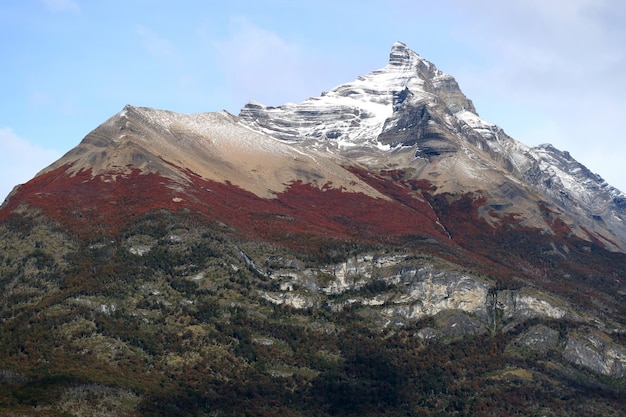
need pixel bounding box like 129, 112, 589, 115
1, 0, 625, 202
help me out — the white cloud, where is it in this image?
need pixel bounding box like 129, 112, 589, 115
451, 0, 625, 98
446, 0, 626, 192
211, 18, 335, 108
470, 0, 624, 89
0, 127, 61, 203
41, 0, 80, 13
136, 25, 177, 60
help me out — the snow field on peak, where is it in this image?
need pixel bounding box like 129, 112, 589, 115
240, 44, 444, 148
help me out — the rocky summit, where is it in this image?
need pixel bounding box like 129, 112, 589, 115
1, 42, 626, 416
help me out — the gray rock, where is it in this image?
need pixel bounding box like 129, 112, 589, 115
511, 324, 561, 354
563, 329, 626, 377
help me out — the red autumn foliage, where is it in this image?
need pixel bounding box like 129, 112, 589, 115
0, 163, 451, 248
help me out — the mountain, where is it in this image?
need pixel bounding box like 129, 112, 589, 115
239, 42, 626, 252
1, 42, 626, 416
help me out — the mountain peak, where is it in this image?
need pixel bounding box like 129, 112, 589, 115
384, 42, 450, 90
388, 41, 424, 68
239, 42, 477, 147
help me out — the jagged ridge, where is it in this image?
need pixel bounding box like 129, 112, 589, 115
239, 42, 626, 252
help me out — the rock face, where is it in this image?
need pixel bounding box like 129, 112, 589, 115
524, 144, 626, 246
511, 324, 561, 354
564, 329, 626, 378
259, 250, 626, 378
498, 291, 571, 322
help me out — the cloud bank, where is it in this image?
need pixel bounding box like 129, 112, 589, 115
0, 128, 60, 203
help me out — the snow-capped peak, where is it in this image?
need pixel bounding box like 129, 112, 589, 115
238, 42, 626, 251
238, 42, 472, 148
389, 41, 421, 66
387, 41, 439, 80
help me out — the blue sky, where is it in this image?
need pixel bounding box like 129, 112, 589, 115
1, 0, 625, 201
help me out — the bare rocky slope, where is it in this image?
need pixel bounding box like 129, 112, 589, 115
1, 42, 626, 416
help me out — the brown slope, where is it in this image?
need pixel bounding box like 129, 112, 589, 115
38, 105, 386, 200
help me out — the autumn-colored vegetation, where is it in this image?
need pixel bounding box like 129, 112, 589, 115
1, 164, 626, 415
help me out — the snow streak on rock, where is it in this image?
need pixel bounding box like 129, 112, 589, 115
239, 42, 471, 149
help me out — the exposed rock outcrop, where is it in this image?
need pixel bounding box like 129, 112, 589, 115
564, 328, 626, 378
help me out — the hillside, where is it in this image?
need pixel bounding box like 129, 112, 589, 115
1, 42, 626, 416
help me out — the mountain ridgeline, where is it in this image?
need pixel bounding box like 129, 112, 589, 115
1, 42, 626, 416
